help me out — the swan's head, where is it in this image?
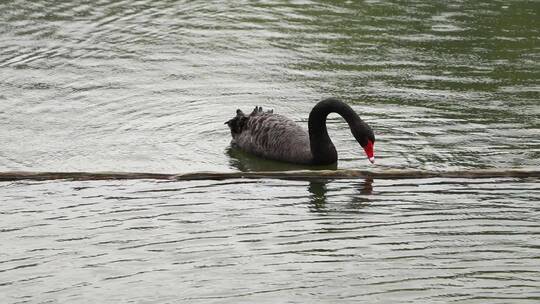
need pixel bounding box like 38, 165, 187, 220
225, 109, 248, 138
353, 122, 375, 164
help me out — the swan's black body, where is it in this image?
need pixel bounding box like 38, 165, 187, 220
226, 98, 375, 165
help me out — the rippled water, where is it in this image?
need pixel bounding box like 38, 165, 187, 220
2, 178, 539, 303
1, 0, 539, 303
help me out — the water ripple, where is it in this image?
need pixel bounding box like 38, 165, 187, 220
1, 0, 539, 302
2, 177, 539, 302
1, 0, 538, 172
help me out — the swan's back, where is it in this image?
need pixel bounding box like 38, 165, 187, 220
226, 107, 312, 164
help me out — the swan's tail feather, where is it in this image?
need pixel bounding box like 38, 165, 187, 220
226, 106, 276, 141
251, 106, 261, 115
250, 106, 273, 116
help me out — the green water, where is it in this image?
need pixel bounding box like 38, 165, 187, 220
0, 1, 539, 303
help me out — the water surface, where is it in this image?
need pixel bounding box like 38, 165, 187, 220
2, 177, 539, 303
1, 0, 539, 303
1, 0, 538, 172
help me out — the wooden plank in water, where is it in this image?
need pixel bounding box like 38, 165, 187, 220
0, 169, 538, 182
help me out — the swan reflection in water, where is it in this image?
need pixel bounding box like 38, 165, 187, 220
227, 147, 373, 211
308, 178, 373, 212
227, 146, 337, 172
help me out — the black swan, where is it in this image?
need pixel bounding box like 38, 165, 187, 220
225, 98, 375, 165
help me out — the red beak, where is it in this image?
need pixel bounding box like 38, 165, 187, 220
363, 140, 375, 164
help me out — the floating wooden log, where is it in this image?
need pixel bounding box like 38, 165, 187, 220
0, 168, 538, 182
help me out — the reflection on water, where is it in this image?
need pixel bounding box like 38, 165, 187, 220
228, 146, 374, 213
227, 146, 337, 172
308, 180, 328, 210
308, 178, 373, 212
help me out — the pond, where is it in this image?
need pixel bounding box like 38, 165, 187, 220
1, 0, 539, 303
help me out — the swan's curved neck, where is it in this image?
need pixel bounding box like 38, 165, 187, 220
308, 98, 363, 165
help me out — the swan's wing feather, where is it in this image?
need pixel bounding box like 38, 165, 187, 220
228, 109, 312, 163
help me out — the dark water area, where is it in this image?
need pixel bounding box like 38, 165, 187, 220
1, 0, 539, 303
